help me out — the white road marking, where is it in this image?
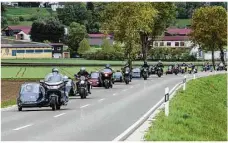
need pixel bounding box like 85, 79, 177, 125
13, 124, 33, 131
98, 98, 105, 102
113, 93, 117, 96
130, 86, 134, 88
122, 89, 127, 92
80, 104, 90, 109
54, 113, 66, 118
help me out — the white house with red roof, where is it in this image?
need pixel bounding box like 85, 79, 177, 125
2, 26, 31, 41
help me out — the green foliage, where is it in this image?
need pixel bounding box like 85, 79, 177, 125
145, 74, 227, 141
57, 3, 88, 26
1, 4, 8, 28
30, 18, 65, 42
78, 38, 91, 55
11, 17, 20, 24
19, 16, 24, 21
101, 38, 112, 52
68, 22, 88, 55
190, 6, 227, 68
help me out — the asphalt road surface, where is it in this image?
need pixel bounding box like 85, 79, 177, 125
1, 72, 218, 141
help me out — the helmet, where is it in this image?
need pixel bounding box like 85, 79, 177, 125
52, 68, 59, 73
80, 67, 86, 71
105, 64, 110, 68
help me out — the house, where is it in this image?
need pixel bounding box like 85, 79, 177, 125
2, 26, 31, 37
88, 34, 114, 48
49, 2, 65, 11
49, 43, 70, 58
16, 30, 31, 41
1, 44, 52, 59
153, 28, 192, 48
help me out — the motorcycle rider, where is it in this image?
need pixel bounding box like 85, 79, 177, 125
102, 64, 114, 84
156, 60, 164, 73
219, 62, 224, 70
122, 63, 132, 81
141, 61, 150, 76
75, 67, 91, 94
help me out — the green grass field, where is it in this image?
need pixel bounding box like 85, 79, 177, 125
145, 74, 227, 141
8, 21, 33, 26
174, 19, 191, 28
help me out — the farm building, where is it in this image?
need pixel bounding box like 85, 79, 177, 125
1, 44, 52, 59
2, 26, 31, 37
88, 34, 114, 48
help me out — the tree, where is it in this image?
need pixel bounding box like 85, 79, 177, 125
1, 3, 7, 28
57, 3, 88, 26
30, 18, 64, 42
101, 3, 157, 68
68, 22, 88, 56
78, 38, 91, 55
190, 6, 227, 69
101, 38, 112, 52
140, 2, 176, 60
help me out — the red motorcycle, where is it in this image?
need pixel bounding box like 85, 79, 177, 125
101, 69, 113, 89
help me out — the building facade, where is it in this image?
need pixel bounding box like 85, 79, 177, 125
1, 44, 52, 59
88, 34, 114, 48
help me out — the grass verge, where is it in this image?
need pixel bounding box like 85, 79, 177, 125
145, 74, 227, 141
1, 99, 16, 108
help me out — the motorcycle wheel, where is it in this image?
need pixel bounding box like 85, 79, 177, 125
56, 105, 61, 110
50, 97, 57, 111
18, 106, 22, 111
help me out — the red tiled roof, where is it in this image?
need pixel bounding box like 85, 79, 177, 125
8, 26, 31, 34
88, 34, 112, 38
155, 36, 189, 41
166, 28, 191, 35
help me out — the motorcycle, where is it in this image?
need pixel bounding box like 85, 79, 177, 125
180, 66, 185, 74
157, 67, 163, 77
124, 67, 131, 84
77, 76, 88, 99
173, 66, 179, 75
142, 67, 149, 80
150, 66, 156, 75
39, 73, 69, 111
187, 66, 192, 74
101, 69, 113, 89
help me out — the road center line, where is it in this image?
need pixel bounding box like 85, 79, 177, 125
130, 86, 134, 88
113, 93, 117, 96
80, 104, 90, 109
122, 89, 127, 92
54, 113, 66, 118
98, 98, 105, 102
13, 124, 33, 131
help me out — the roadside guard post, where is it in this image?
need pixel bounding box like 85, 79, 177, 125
165, 87, 169, 116
193, 73, 196, 79
183, 75, 187, 90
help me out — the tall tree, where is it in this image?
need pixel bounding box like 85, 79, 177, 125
78, 38, 91, 55
30, 18, 64, 42
57, 3, 88, 26
140, 2, 176, 60
68, 22, 88, 56
1, 3, 8, 28
101, 3, 157, 68
190, 6, 227, 69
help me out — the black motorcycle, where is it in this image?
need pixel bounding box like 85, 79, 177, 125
142, 67, 149, 80
157, 67, 163, 77
124, 67, 131, 84
77, 76, 88, 99
150, 66, 156, 75
173, 66, 179, 75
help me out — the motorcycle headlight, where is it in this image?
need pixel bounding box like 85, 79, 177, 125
105, 74, 108, 77
47, 85, 61, 89
125, 71, 129, 74
80, 80, 85, 84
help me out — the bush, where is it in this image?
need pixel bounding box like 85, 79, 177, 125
82, 50, 124, 61
19, 16, 24, 21
11, 17, 19, 24
29, 15, 38, 21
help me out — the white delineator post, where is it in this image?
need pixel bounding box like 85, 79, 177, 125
183, 75, 187, 90
193, 73, 196, 79
165, 87, 170, 116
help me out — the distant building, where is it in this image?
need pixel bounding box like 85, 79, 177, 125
88, 34, 114, 48
1, 44, 52, 59
49, 2, 65, 11
2, 26, 31, 37
2, 2, 18, 7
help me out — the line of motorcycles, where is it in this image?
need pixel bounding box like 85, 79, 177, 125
16, 68, 132, 111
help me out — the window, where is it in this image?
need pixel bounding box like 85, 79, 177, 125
155, 42, 158, 47
180, 42, 185, 46
35, 50, 43, 53
175, 42, 179, 47
44, 49, 52, 53
160, 42, 164, 46
26, 50, 34, 53
167, 42, 171, 46
17, 50, 25, 53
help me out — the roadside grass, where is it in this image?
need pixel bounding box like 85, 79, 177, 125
8, 21, 33, 26
1, 99, 16, 108
174, 19, 191, 28
145, 74, 227, 141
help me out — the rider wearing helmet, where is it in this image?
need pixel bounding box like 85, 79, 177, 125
156, 60, 164, 73
142, 61, 150, 69
52, 68, 59, 74
122, 62, 132, 81
75, 67, 91, 94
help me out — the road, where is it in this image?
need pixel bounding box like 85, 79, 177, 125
1, 72, 216, 141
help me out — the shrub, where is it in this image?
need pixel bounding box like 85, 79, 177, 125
19, 16, 24, 21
